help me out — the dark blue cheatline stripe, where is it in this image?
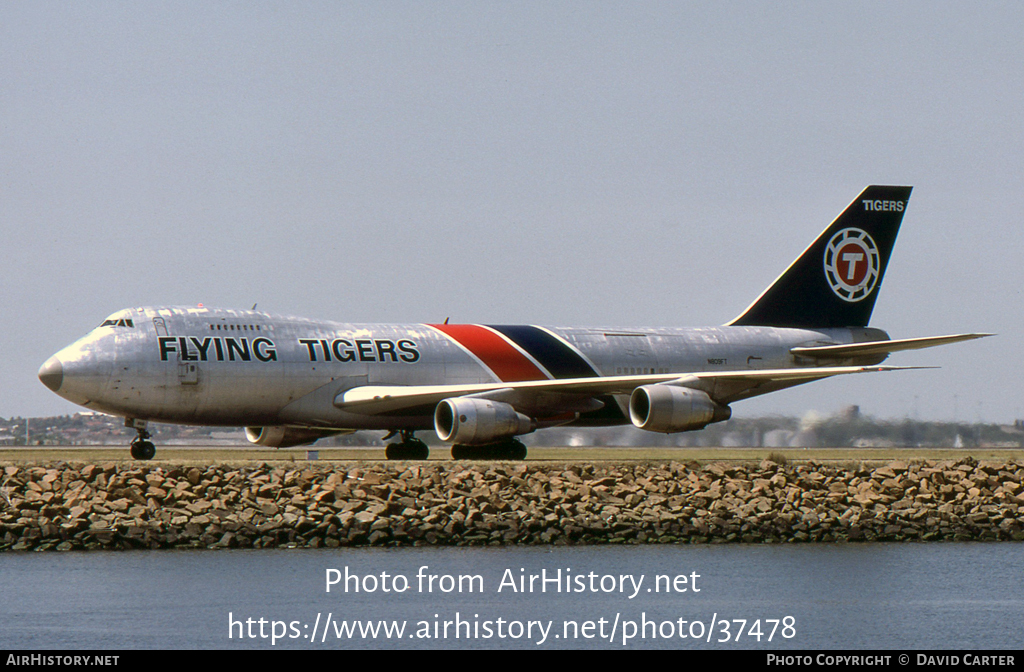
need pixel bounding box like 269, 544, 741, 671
488, 325, 626, 422
486, 325, 598, 379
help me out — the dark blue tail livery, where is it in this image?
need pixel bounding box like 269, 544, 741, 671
729, 185, 912, 329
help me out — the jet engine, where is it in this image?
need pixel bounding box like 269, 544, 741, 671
245, 426, 339, 448
628, 385, 731, 433
434, 397, 534, 445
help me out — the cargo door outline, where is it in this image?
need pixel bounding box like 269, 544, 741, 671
604, 333, 660, 375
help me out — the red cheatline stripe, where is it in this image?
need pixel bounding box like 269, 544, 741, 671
427, 324, 550, 382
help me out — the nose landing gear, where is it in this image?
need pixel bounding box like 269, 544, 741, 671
126, 419, 156, 460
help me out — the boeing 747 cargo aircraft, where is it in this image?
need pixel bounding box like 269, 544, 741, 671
38, 186, 987, 460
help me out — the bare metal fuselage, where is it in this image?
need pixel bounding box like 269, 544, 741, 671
45, 305, 887, 431
38, 186, 988, 458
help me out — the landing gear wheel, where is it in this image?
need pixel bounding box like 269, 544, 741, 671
507, 439, 527, 460
130, 440, 156, 460
384, 432, 430, 460
493, 439, 527, 460
450, 439, 527, 460
128, 420, 156, 460
408, 438, 430, 460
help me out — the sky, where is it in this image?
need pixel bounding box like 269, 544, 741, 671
2, 2, 1021, 423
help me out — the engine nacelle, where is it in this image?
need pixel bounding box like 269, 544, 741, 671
628, 385, 731, 433
434, 397, 534, 445
245, 426, 337, 448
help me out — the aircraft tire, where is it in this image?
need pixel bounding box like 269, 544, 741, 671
508, 439, 527, 460
493, 439, 527, 460
450, 440, 527, 460
131, 440, 156, 460
386, 441, 431, 460
408, 438, 430, 460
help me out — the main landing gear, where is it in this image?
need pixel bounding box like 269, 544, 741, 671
127, 419, 156, 460
384, 430, 430, 460
451, 439, 527, 461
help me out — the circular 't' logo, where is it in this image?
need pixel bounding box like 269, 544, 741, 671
823, 228, 879, 302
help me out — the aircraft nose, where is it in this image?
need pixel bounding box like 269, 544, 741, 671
38, 356, 64, 392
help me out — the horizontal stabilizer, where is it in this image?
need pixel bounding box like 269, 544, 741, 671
791, 333, 992, 359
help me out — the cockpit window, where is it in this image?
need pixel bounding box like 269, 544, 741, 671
100, 318, 135, 328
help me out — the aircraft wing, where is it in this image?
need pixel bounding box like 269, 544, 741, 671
790, 333, 992, 359
334, 365, 926, 416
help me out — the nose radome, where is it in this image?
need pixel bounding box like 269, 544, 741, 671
38, 356, 63, 392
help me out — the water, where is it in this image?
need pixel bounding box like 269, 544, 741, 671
1, 543, 1021, 649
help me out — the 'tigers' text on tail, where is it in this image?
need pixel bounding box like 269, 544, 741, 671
728, 185, 913, 329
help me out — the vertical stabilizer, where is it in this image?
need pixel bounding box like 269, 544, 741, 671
728, 185, 912, 328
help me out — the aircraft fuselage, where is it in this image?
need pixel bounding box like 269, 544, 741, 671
42, 305, 887, 430
38, 186, 990, 459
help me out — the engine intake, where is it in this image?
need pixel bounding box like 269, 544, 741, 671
628, 385, 731, 433
434, 397, 534, 445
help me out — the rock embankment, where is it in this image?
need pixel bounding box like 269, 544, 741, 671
2, 458, 1023, 551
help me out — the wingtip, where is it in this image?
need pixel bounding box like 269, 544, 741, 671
956, 333, 996, 343
874, 365, 939, 372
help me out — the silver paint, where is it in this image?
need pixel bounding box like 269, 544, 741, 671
39, 305, 888, 433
